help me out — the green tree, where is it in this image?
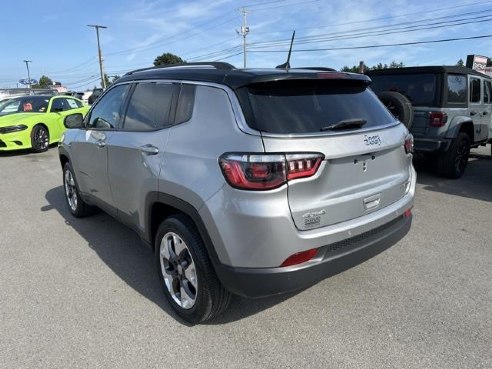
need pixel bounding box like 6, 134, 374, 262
341, 65, 359, 73
340, 61, 405, 73
153, 52, 185, 66
456, 59, 465, 67
101, 74, 121, 88
32, 75, 53, 88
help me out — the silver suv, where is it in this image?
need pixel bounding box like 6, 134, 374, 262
59, 63, 416, 323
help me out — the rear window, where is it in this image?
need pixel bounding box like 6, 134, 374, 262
238, 80, 396, 134
369, 73, 437, 106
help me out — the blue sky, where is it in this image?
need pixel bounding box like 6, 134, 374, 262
1, 0, 492, 91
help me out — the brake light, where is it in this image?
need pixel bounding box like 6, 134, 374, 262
318, 72, 349, 79
281, 248, 318, 267
219, 153, 324, 190
429, 111, 448, 127
404, 134, 414, 155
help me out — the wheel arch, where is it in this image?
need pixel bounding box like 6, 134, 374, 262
58, 147, 70, 169
146, 193, 221, 267
445, 117, 474, 142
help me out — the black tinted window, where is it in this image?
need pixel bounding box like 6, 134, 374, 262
175, 84, 196, 124
88, 85, 129, 130
469, 78, 481, 103
240, 80, 396, 134
369, 73, 437, 106
123, 82, 174, 131
485, 80, 492, 104
447, 75, 467, 103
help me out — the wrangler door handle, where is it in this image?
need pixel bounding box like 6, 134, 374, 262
139, 144, 159, 155
470, 111, 478, 116
96, 141, 106, 148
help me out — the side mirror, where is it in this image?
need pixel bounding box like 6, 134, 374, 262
64, 113, 84, 129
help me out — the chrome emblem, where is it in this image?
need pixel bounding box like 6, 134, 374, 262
302, 210, 326, 228
363, 134, 382, 146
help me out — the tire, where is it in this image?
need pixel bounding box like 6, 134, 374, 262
31, 124, 50, 153
63, 162, 95, 217
377, 91, 414, 129
437, 132, 471, 179
155, 214, 231, 324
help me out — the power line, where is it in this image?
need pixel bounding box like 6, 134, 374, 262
252, 0, 492, 35
248, 33, 492, 52
248, 13, 492, 50
185, 10, 492, 61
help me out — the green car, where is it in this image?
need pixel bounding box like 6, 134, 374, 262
0, 95, 89, 152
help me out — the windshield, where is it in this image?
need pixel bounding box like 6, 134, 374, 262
237, 80, 396, 134
369, 73, 437, 106
0, 96, 50, 116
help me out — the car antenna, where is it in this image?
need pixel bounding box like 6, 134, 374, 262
276, 31, 296, 70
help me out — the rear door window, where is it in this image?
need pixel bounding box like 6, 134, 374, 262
469, 77, 481, 103
238, 80, 396, 134
122, 82, 176, 131
484, 80, 492, 104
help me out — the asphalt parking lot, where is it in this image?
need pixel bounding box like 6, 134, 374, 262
0, 146, 490, 369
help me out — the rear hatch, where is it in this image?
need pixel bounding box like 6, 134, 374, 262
237, 76, 412, 231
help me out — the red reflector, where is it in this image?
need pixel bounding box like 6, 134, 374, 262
429, 112, 447, 127
281, 248, 318, 267
404, 208, 412, 218
404, 134, 414, 155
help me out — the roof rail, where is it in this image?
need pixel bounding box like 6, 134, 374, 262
124, 62, 236, 76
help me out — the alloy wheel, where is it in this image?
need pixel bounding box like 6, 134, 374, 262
64, 169, 78, 211
159, 232, 198, 309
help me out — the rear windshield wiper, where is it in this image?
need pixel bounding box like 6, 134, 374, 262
320, 118, 367, 131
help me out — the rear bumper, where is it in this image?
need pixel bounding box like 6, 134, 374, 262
414, 138, 451, 153
215, 213, 412, 298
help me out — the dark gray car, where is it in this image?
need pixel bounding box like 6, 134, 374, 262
59, 63, 416, 323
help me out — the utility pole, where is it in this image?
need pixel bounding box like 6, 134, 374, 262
237, 7, 250, 68
87, 24, 107, 89
23, 60, 32, 94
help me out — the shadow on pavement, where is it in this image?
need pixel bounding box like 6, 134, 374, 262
415, 152, 492, 202
44, 185, 297, 325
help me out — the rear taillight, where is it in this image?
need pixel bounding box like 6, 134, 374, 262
219, 153, 324, 190
404, 134, 414, 155
281, 248, 318, 267
429, 111, 448, 127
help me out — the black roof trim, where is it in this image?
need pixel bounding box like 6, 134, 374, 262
117, 66, 370, 90
124, 62, 236, 76
366, 65, 490, 78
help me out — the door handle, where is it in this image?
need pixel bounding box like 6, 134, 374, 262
96, 140, 106, 148
139, 144, 159, 155
470, 111, 478, 116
